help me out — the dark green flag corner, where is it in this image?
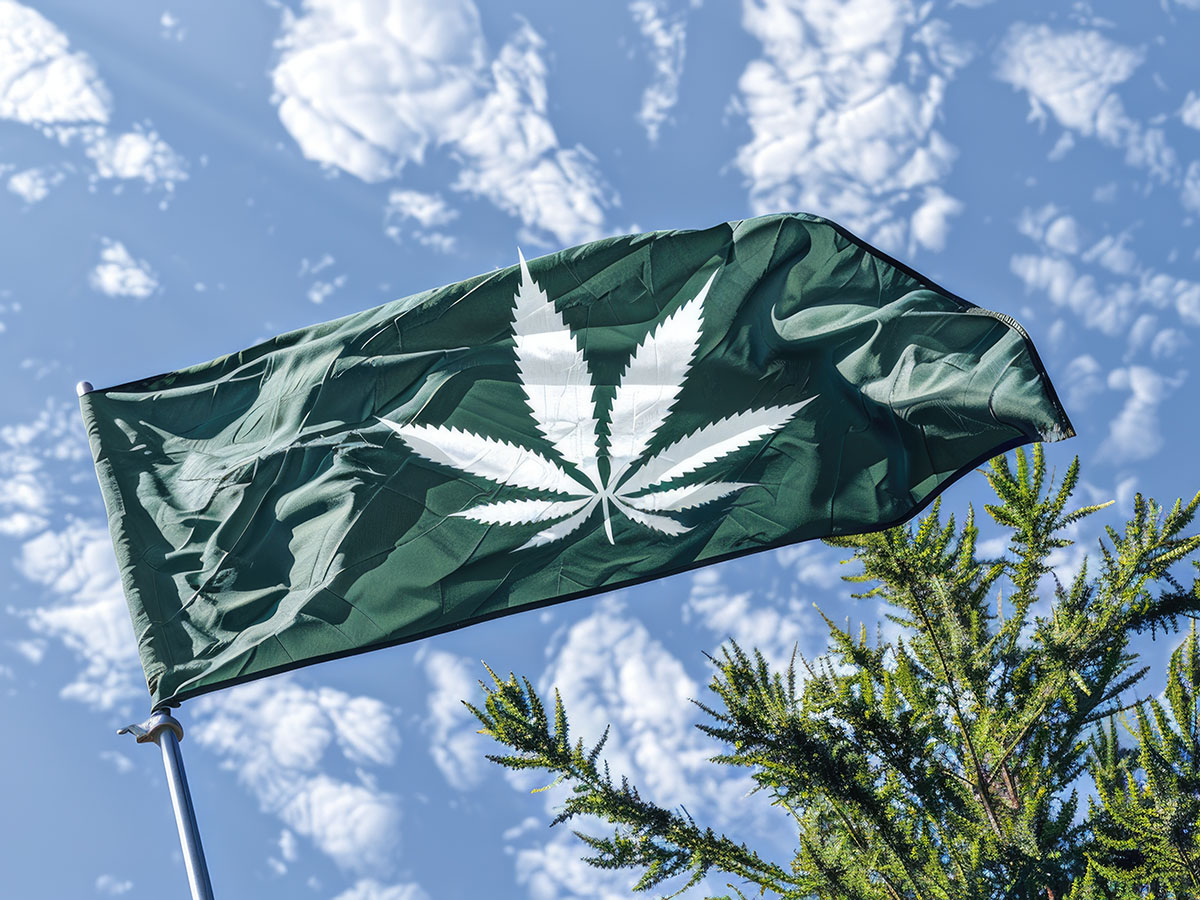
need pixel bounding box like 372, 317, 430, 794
79, 213, 1073, 707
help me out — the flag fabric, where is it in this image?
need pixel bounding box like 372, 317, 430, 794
79, 213, 1073, 707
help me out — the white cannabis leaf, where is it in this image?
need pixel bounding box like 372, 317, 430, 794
380, 251, 813, 551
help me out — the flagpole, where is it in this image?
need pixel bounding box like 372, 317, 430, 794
118, 710, 216, 900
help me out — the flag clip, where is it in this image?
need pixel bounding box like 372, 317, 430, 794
118, 710, 185, 745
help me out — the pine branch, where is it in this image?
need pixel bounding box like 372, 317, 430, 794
1086, 622, 1200, 897
465, 664, 798, 897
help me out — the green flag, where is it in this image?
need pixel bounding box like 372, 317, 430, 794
80, 213, 1072, 706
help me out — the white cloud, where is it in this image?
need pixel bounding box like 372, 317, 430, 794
18, 519, 143, 710
538, 600, 711, 808
422, 650, 486, 790
1010, 254, 1125, 336
2, 402, 137, 710
0, 1, 110, 125
287, 776, 400, 873
734, 0, 970, 256
1092, 181, 1119, 203
533, 597, 781, 836
629, 0, 694, 142
997, 24, 1180, 186
1011, 208, 1200, 348
1100, 366, 1183, 464
451, 24, 612, 246
7, 165, 64, 203
85, 127, 186, 185
89, 239, 158, 299
501, 816, 540, 842
192, 678, 403, 876
1179, 282, 1200, 326
279, 829, 299, 862
384, 191, 459, 252
515, 830, 644, 900
384, 190, 457, 229
272, 0, 484, 183
99, 749, 134, 774
1044, 215, 1081, 255
1110, 476, 1137, 516
0, 398, 88, 462
0, 399, 85, 536
319, 690, 399, 767
0, 400, 153, 709
1150, 327, 1188, 359
908, 187, 964, 253
996, 25, 1142, 136
94, 874, 133, 896
771, 541, 847, 591
410, 232, 456, 254
1062, 353, 1104, 410
298, 253, 335, 277
331, 880, 430, 900
1017, 205, 1084, 255
1182, 160, 1200, 214
1047, 131, 1074, 161
0, 510, 47, 535
160, 11, 185, 42
12, 637, 44, 663
0, 470, 49, 513
307, 274, 346, 304
1183, 92, 1200, 130
272, 0, 613, 246
1127, 314, 1158, 356
686, 566, 815, 672
1082, 232, 1138, 276
1016, 203, 1054, 243
0, 3, 186, 188
1117, 122, 1177, 184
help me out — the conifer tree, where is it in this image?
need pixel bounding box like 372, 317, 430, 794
466, 447, 1200, 899
1084, 621, 1200, 896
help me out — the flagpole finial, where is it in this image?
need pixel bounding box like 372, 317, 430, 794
76, 381, 93, 397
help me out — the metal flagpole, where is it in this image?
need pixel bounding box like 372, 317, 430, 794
89, 370, 216, 899
118, 710, 216, 900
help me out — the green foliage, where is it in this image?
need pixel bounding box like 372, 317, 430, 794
466, 663, 793, 897
466, 446, 1200, 899
1082, 622, 1200, 897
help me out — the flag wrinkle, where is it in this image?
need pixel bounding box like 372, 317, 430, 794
78, 212, 1073, 705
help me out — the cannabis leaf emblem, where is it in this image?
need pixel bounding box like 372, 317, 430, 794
381, 252, 811, 552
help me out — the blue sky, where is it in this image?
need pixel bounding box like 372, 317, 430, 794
2, 0, 1200, 897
